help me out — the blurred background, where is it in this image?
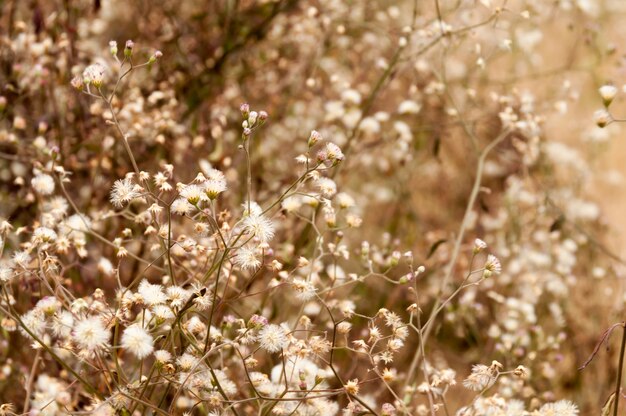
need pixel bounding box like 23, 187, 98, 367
3, 0, 626, 413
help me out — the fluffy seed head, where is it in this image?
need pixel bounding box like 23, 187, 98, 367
121, 325, 154, 359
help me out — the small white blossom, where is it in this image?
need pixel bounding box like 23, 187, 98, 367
73, 316, 111, 351
110, 178, 143, 208
121, 325, 154, 359
258, 324, 288, 353
32, 174, 55, 195
138, 279, 167, 306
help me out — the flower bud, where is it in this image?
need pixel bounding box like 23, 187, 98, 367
71, 76, 84, 91
390, 251, 401, 267
109, 40, 118, 56
124, 40, 134, 58
361, 241, 370, 261
248, 111, 258, 126
148, 50, 163, 65
473, 238, 487, 254
240, 103, 250, 119
599, 84, 617, 107
594, 109, 611, 128
308, 130, 322, 147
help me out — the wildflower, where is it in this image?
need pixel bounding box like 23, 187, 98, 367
398, 100, 422, 114
97, 258, 115, 276
193, 291, 213, 311
33, 227, 57, 243
180, 184, 207, 205
538, 400, 578, 416
0, 266, 14, 283
473, 238, 487, 253
514, 365, 529, 379
73, 316, 111, 351
248, 314, 268, 328
19, 310, 46, 340
258, 324, 288, 353
336, 192, 355, 209
317, 143, 344, 166
599, 84, 618, 107
316, 177, 337, 197
171, 198, 194, 215
337, 321, 352, 334
382, 368, 396, 382
292, 278, 317, 301
240, 103, 250, 118
233, 245, 261, 271
109, 40, 118, 56
344, 379, 360, 395
242, 214, 275, 243
12, 251, 31, 268
462, 364, 497, 391
31, 174, 55, 195
35, 297, 60, 316
203, 169, 227, 199
594, 109, 611, 128
70, 75, 84, 91
177, 353, 197, 371
154, 349, 172, 364
0, 403, 16, 416
148, 50, 163, 64
124, 40, 134, 57
82, 63, 107, 88
51, 311, 73, 338
381, 403, 396, 416
137, 279, 167, 306
281, 196, 302, 212
110, 178, 142, 207
121, 325, 154, 359
152, 305, 175, 322
166, 286, 190, 309
308, 130, 323, 147
483, 254, 502, 277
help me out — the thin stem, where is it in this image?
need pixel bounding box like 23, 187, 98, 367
614, 323, 626, 416
22, 349, 42, 414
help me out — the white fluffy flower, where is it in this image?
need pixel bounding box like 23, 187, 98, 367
292, 278, 317, 301
242, 214, 275, 243
73, 316, 110, 351
0, 266, 14, 283
203, 169, 227, 199
33, 227, 57, 243
315, 177, 337, 198
462, 364, 496, 392
258, 324, 288, 353
233, 245, 262, 271
82, 63, 107, 87
397, 100, 422, 114
138, 279, 167, 306
32, 174, 55, 195
110, 178, 142, 208
281, 196, 302, 212
121, 325, 154, 359
538, 400, 578, 416
171, 198, 194, 215
180, 184, 208, 205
